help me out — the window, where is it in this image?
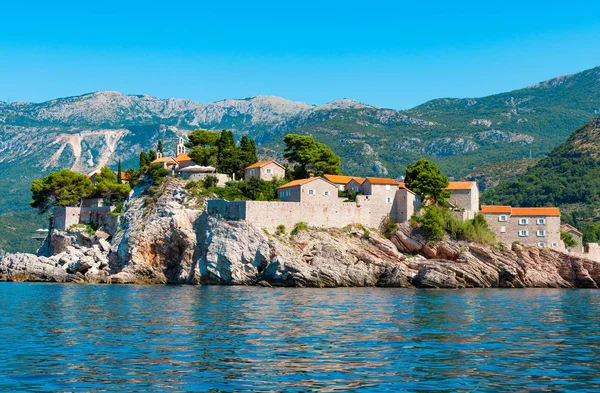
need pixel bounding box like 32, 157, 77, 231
519, 218, 528, 225
308, 189, 316, 196
500, 226, 506, 233
386, 197, 392, 204
353, 187, 359, 192
551, 242, 558, 247
538, 242, 546, 248
537, 230, 546, 237
279, 191, 284, 198
286, 191, 291, 197
324, 191, 330, 196
249, 169, 256, 175
499, 215, 508, 222
536, 218, 546, 225
265, 168, 272, 175
519, 230, 528, 237
385, 185, 391, 191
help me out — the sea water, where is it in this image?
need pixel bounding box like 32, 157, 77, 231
1, 284, 599, 392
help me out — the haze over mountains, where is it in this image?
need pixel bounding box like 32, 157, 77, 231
1, 65, 600, 252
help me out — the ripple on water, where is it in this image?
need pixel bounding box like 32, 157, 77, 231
0, 284, 599, 392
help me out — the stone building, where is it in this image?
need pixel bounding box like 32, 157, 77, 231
561, 224, 584, 253
480, 205, 562, 249
323, 174, 364, 191
277, 177, 339, 203
53, 199, 118, 235
345, 177, 365, 193
445, 181, 480, 219
244, 160, 285, 181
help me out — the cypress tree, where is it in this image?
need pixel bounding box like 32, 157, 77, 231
157, 140, 163, 154
139, 151, 150, 169
117, 159, 123, 184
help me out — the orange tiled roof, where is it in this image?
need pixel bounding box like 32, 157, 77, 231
277, 177, 320, 189
479, 205, 513, 214
324, 174, 364, 184
175, 153, 193, 162
398, 182, 406, 189
479, 205, 560, 217
152, 157, 177, 164
561, 224, 583, 235
246, 160, 284, 170
512, 207, 560, 217
445, 181, 477, 191
365, 177, 400, 185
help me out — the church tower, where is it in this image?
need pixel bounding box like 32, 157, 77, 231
176, 137, 186, 156
156, 141, 163, 159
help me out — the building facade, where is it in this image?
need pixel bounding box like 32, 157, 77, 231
480, 206, 562, 249
445, 181, 480, 219
244, 160, 285, 181
277, 177, 339, 203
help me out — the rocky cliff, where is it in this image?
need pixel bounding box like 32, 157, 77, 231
2, 178, 600, 288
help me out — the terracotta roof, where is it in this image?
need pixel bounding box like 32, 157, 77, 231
512, 207, 560, 217
479, 205, 561, 217
561, 224, 583, 236
398, 182, 407, 189
324, 174, 364, 185
175, 153, 193, 162
445, 181, 477, 191
365, 177, 401, 185
277, 176, 336, 190
152, 157, 177, 164
479, 205, 513, 214
245, 160, 284, 170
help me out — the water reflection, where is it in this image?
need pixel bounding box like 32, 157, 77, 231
0, 284, 599, 392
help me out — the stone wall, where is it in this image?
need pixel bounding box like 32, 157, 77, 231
448, 188, 479, 218
181, 173, 230, 187
54, 207, 81, 231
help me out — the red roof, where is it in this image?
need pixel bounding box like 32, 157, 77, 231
245, 160, 284, 170
445, 181, 477, 191
323, 174, 366, 185
277, 176, 335, 190
365, 177, 401, 185
479, 205, 560, 217
512, 207, 560, 217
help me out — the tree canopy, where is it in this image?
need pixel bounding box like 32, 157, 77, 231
30, 169, 95, 214
405, 158, 450, 205
188, 129, 221, 166
283, 134, 342, 179
94, 166, 131, 203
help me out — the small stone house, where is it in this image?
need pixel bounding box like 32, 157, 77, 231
445, 181, 480, 219
323, 174, 364, 191
277, 177, 339, 203
244, 160, 286, 181
362, 177, 402, 204
345, 177, 366, 193
561, 224, 584, 253
480, 205, 562, 249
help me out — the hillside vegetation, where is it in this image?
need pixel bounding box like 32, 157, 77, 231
483, 118, 600, 241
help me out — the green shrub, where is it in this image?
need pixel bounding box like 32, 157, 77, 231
414, 205, 496, 245
382, 215, 399, 239
202, 176, 218, 189
276, 225, 286, 235
363, 229, 371, 240
185, 181, 198, 190
291, 222, 308, 235
561, 231, 577, 247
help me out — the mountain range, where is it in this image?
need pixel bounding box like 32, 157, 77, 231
2, 65, 600, 252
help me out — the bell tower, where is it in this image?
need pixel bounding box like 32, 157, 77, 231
176, 137, 186, 156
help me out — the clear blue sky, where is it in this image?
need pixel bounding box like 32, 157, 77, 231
1, 0, 600, 109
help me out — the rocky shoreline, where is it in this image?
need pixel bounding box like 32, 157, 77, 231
2, 178, 600, 288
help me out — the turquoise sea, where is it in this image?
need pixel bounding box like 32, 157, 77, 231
0, 284, 599, 392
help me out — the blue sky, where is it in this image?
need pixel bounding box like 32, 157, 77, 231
1, 0, 600, 109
